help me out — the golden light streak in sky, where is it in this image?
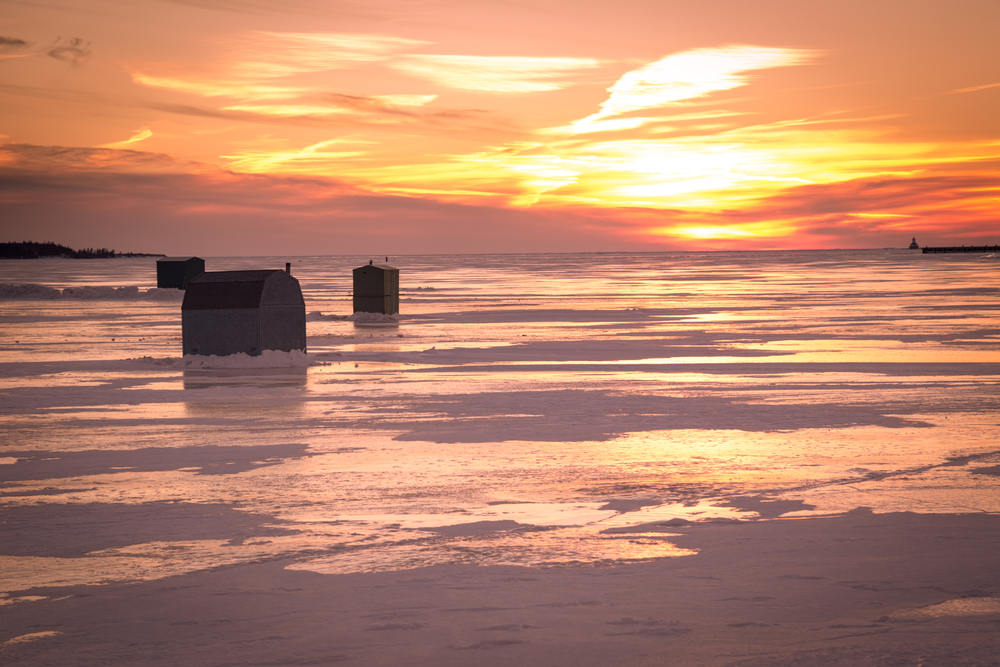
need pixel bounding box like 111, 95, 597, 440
554, 46, 811, 134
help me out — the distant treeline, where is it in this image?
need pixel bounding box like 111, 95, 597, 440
1, 242, 165, 260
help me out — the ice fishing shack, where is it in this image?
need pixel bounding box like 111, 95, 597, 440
353, 263, 399, 314
181, 269, 306, 357
156, 257, 205, 290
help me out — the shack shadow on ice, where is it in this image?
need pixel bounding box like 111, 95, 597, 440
181, 269, 306, 357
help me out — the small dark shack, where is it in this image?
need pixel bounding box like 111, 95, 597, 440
181, 270, 306, 357
157, 257, 205, 290
353, 263, 399, 314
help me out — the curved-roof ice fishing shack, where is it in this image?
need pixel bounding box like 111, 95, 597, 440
181, 269, 306, 357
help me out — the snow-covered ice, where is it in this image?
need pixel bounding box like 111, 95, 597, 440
1, 251, 998, 665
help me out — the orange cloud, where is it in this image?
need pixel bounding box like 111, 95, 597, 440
228, 31, 431, 78
390, 55, 603, 93
97, 128, 153, 149
945, 82, 1000, 95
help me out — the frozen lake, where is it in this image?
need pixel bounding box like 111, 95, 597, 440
2, 250, 999, 665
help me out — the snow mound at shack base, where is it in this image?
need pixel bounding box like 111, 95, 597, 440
172, 349, 318, 369
348, 311, 400, 324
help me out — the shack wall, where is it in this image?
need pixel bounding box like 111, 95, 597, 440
259, 306, 307, 353
353, 295, 399, 315
182, 309, 259, 356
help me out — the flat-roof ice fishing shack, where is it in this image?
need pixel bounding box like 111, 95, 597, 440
156, 257, 205, 290
181, 269, 306, 357
353, 263, 399, 315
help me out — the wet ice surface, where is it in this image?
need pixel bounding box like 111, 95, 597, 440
1, 250, 999, 589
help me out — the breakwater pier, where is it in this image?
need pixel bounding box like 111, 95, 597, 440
922, 245, 999, 253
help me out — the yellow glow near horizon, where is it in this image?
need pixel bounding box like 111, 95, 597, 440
678, 226, 756, 239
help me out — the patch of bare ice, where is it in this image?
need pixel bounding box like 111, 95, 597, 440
0, 284, 184, 300
171, 349, 320, 369
888, 597, 1000, 620
0, 631, 63, 648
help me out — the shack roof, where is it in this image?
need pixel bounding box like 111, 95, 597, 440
191, 270, 280, 283
182, 270, 301, 310
354, 264, 397, 271
157, 256, 203, 262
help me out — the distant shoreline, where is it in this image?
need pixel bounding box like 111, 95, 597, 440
1, 241, 165, 260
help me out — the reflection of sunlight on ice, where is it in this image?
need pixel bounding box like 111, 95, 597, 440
0, 593, 48, 606
324, 503, 614, 529
0, 534, 331, 592
788, 473, 1000, 516
889, 597, 1000, 620
597, 501, 751, 527
288, 525, 696, 575
0, 631, 63, 649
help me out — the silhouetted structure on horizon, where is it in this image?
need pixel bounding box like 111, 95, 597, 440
157, 257, 205, 290
922, 245, 999, 253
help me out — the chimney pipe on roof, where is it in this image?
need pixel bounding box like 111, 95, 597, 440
285, 262, 291, 275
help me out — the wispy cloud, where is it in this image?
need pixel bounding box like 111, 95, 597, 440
229, 31, 430, 78
391, 55, 602, 93
0, 142, 203, 176
97, 128, 153, 149
131, 74, 308, 99
1, 35, 92, 64
945, 82, 1000, 95
221, 138, 370, 174
47, 37, 91, 65
132, 32, 429, 99
0, 36, 29, 51
149, 93, 503, 132
551, 45, 812, 134
130, 31, 445, 126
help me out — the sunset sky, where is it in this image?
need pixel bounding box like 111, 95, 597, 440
2, 0, 998, 255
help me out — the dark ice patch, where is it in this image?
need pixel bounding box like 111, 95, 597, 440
599, 498, 663, 512
0, 443, 316, 482
372, 390, 934, 443
0, 502, 298, 557
715, 495, 817, 518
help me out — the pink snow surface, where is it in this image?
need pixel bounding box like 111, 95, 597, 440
1, 252, 998, 665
